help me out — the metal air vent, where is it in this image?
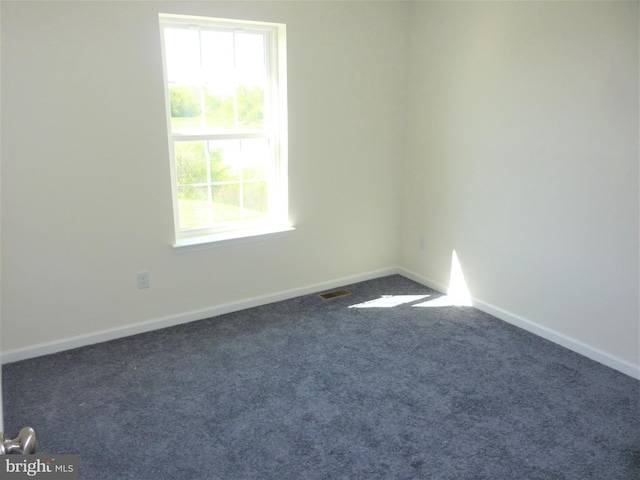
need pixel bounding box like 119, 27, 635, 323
319, 288, 352, 300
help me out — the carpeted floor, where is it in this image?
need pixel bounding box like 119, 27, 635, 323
3, 275, 639, 479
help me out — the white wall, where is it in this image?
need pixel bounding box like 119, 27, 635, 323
0, 0, 3, 432
400, 1, 639, 372
0, 1, 408, 355
1, 0, 638, 378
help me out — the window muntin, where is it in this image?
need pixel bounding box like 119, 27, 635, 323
174, 138, 270, 229
160, 14, 287, 242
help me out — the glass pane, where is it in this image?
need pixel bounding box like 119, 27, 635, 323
235, 33, 266, 85
164, 28, 201, 84
201, 31, 235, 91
206, 138, 269, 182
243, 181, 269, 219
177, 186, 210, 229
204, 89, 235, 130
204, 85, 264, 130
198, 31, 267, 131
169, 85, 202, 132
237, 85, 264, 130
236, 33, 266, 130
201, 31, 235, 130
207, 140, 240, 182
174, 139, 270, 230
240, 138, 269, 180
175, 141, 208, 185
212, 184, 241, 223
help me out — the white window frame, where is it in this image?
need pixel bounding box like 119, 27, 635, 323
159, 14, 291, 251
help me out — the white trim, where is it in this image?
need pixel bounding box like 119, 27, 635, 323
159, 13, 284, 32
173, 225, 294, 253
159, 14, 289, 245
399, 268, 449, 295
3, 266, 637, 380
399, 267, 640, 380
171, 132, 268, 141
0, 267, 399, 365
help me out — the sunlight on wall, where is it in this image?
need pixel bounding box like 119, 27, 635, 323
348, 251, 472, 309
413, 249, 472, 307
447, 250, 472, 306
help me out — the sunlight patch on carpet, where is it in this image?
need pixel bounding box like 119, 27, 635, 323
413, 296, 457, 307
348, 295, 429, 308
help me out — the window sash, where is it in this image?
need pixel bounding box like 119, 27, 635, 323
160, 14, 287, 241
170, 134, 277, 236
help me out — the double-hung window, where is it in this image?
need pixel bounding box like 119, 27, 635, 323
159, 14, 289, 247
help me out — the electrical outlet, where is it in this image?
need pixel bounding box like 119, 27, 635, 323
419, 235, 426, 251
137, 272, 150, 289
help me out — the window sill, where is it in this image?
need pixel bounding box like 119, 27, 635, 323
173, 225, 295, 254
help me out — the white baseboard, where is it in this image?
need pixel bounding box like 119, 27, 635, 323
399, 268, 449, 296
399, 267, 640, 380
4, 266, 638, 380
1, 267, 399, 365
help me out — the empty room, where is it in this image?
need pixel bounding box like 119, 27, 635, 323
1, 0, 638, 478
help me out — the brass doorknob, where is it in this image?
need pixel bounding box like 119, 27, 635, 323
0, 427, 37, 454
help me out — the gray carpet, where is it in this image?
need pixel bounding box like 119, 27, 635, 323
3, 275, 639, 479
